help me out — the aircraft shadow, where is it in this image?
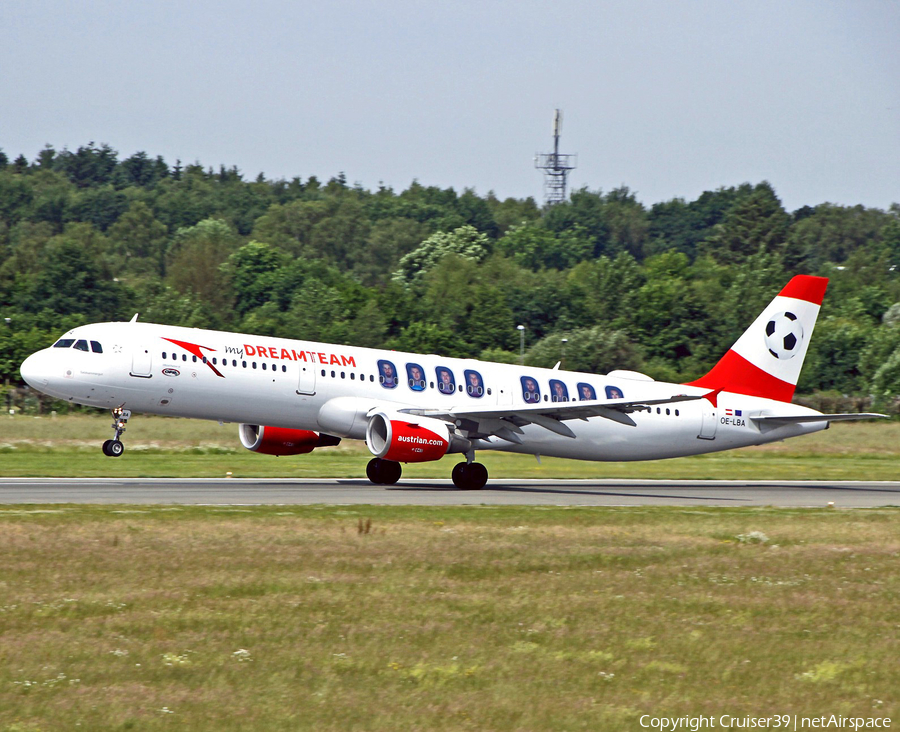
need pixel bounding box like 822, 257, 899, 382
336, 479, 746, 501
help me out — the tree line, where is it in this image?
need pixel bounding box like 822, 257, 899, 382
1, 142, 898, 414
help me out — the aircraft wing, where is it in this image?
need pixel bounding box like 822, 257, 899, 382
400, 393, 702, 442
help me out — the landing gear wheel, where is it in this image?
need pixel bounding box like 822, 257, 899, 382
366, 457, 383, 484
366, 458, 402, 485
452, 462, 488, 490
380, 460, 402, 485
102, 439, 125, 457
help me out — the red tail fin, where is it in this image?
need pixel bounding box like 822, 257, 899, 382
686, 275, 828, 402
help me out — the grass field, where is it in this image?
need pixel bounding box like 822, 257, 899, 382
1, 505, 897, 731
1, 414, 898, 480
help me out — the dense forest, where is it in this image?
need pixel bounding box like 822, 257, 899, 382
1, 142, 899, 414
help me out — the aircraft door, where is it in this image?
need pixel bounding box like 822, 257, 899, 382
130, 346, 152, 378
698, 403, 717, 440
296, 363, 316, 395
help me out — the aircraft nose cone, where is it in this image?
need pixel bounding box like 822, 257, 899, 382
20, 352, 49, 388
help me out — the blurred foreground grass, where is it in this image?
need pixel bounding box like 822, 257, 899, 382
1, 414, 898, 480
1, 505, 897, 730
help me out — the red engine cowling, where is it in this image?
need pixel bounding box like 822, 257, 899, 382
239, 424, 340, 455
365, 411, 451, 463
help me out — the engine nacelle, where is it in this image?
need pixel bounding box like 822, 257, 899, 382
239, 424, 341, 456
365, 411, 454, 463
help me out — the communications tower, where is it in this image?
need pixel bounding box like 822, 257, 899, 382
534, 109, 577, 205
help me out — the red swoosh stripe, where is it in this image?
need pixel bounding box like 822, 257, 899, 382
778, 275, 828, 305
686, 350, 795, 402
163, 337, 224, 378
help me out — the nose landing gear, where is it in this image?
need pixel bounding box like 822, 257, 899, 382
102, 406, 130, 457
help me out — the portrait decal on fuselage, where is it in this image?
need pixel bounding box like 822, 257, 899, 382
520, 376, 541, 404
577, 383, 596, 401
549, 379, 569, 402
436, 366, 456, 394
378, 359, 398, 389
464, 369, 484, 398
406, 363, 426, 391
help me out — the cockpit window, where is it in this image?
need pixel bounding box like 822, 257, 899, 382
53, 339, 75, 348
90, 341, 103, 353
73, 339, 90, 352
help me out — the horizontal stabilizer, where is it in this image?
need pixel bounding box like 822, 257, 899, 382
750, 413, 887, 424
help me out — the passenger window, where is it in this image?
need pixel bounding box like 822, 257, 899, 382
577, 383, 596, 401
53, 339, 75, 349
282, 365, 287, 373
406, 363, 426, 392
464, 370, 484, 398
605, 385, 625, 400
162, 351, 168, 360
549, 379, 569, 402
520, 376, 541, 404
262, 363, 267, 370
435, 367, 456, 394
183, 354, 187, 362
378, 359, 398, 389
74, 340, 89, 352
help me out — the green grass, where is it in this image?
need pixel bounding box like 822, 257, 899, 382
1, 505, 898, 730
1, 414, 898, 480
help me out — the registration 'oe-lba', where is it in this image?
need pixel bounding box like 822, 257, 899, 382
20, 275, 885, 489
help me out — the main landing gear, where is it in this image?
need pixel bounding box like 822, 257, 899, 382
102, 406, 130, 457
366, 457, 402, 485
365, 455, 489, 490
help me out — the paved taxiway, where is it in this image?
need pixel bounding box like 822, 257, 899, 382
1, 478, 899, 507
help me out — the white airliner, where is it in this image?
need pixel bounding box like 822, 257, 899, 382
19, 275, 884, 489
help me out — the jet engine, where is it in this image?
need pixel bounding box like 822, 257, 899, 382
365, 411, 464, 463
239, 424, 341, 456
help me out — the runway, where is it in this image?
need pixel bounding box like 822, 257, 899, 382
1, 478, 900, 507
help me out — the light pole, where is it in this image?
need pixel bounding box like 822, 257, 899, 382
517, 325, 525, 365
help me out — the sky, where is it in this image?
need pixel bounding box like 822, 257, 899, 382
2, 0, 898, 212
